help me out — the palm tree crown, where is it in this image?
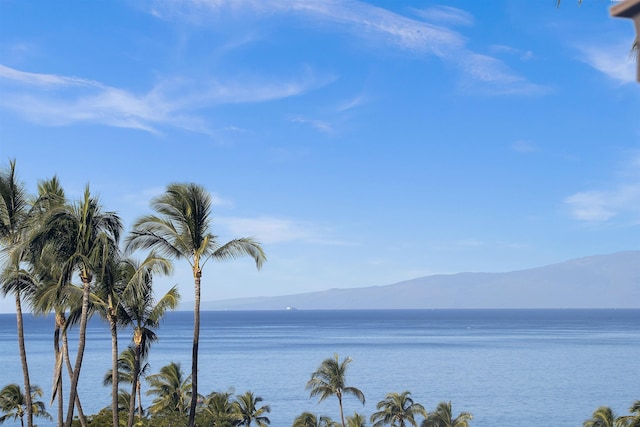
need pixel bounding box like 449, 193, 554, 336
235, 391, 271, 427
370, 391, 426, 427
125, 182, 265, 427
0, 383, 52, 427
422, 401, 472, 427
307, 354, 365, 427
292, 412, 335, 427
146, 361, 192, 416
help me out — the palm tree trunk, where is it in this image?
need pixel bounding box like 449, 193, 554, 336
64, 278, 91, 427
188, 270, 201, 427
62, 329, 87, 427
108, 305, 120, 427
53, 314, 64, 427
338, 394, 345, 427
137, 378, 143, 421
15, 292, 34, 427
127, 342, 141, 427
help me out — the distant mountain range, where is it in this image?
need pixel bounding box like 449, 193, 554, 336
182, 251, 640, 310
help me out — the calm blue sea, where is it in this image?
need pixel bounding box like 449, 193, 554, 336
1, 309, 638, 427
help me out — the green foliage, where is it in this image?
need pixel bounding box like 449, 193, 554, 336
370, 391, 426, 427
146, 362, 192, 416
0, 383, 51, 426
307, 354, 365, 427
422, 401, 472, 427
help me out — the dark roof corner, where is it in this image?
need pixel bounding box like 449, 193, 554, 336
610, 0, 640, 81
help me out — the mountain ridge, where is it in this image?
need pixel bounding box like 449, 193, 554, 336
181, 251, 640, 310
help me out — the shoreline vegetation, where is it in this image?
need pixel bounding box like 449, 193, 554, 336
2, 160, 639, 427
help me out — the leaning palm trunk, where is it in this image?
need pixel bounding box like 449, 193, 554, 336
62, 328, 86, 427
188, 267, 202, 426
64, 277, 91, 427
52, 314, 64, 427
15, 291, 34, 427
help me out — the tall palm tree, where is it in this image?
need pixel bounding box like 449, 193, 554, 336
125, 182, 266, 427
235, 391, 271, 427
92, 247, 127, 427
370, 391, 426, 427
146, 361, 192, 417
422, 401, 472, 427
119, 254, 178, 427
0, 159, 35, 427
306, 354, 365, 427
29, 185, 122, 427
292, 412, 335, 427
27, 176, 71, 427
618, 400, 640, 427
0, 383, 52, 427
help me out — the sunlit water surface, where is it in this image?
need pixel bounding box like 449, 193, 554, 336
1, 309, 638, 427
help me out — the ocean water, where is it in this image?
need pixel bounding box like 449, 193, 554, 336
0, 309, 638, 427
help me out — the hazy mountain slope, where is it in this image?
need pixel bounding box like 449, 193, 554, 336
188, 251, 640, 310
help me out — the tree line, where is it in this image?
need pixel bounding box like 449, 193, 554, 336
0, 159, 265, 427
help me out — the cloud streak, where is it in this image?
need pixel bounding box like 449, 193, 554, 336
565, 153, 640, 224
0, 65, 328, 134
152, 0, 545, 95
574, 40, 637, 85
218, 216, 353, 245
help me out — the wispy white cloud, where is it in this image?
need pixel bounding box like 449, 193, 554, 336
511, 140, 538, 153
0, 64, 102, 88
0, 65, 328, 134
153, 0, 465, 55
413, 5, 474, 27
565, 152, 640, 223
287, 115, 333, 134
151, 0, 545, 95
490, 45, 534, 61
574, 40, 637, 85
454, 53, 549, 95
336, 94, 366, 112
218, 216, 351, 245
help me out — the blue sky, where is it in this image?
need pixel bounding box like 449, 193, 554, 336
1, 0, 639, 313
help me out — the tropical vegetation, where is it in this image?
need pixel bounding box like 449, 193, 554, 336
0, 383, 51, 427
307, 353, 366, 427
124, 182, 266, 427
370, 391, 426, 427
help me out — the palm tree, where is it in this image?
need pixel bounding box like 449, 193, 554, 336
618, 400, 640, 427
422, 401, 472, 427
103, 346, 151, 423
119, 253, 178, 427
146, 361, 192, 416
0, 159, 35, 427
370, 391, 426, 427
306, 354, 365, 427
92, 248, 127, 427
104, 346, 138, 387
24, 175, 78, 427
29, 185, 122, 427
0, 383, 52, 427
584, 406, 617, 427
125, 182, 266, 427
346, 412, 367, 427
235, 391, 271, 427
292, 412, 335, 427
201, 391, 239, 427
